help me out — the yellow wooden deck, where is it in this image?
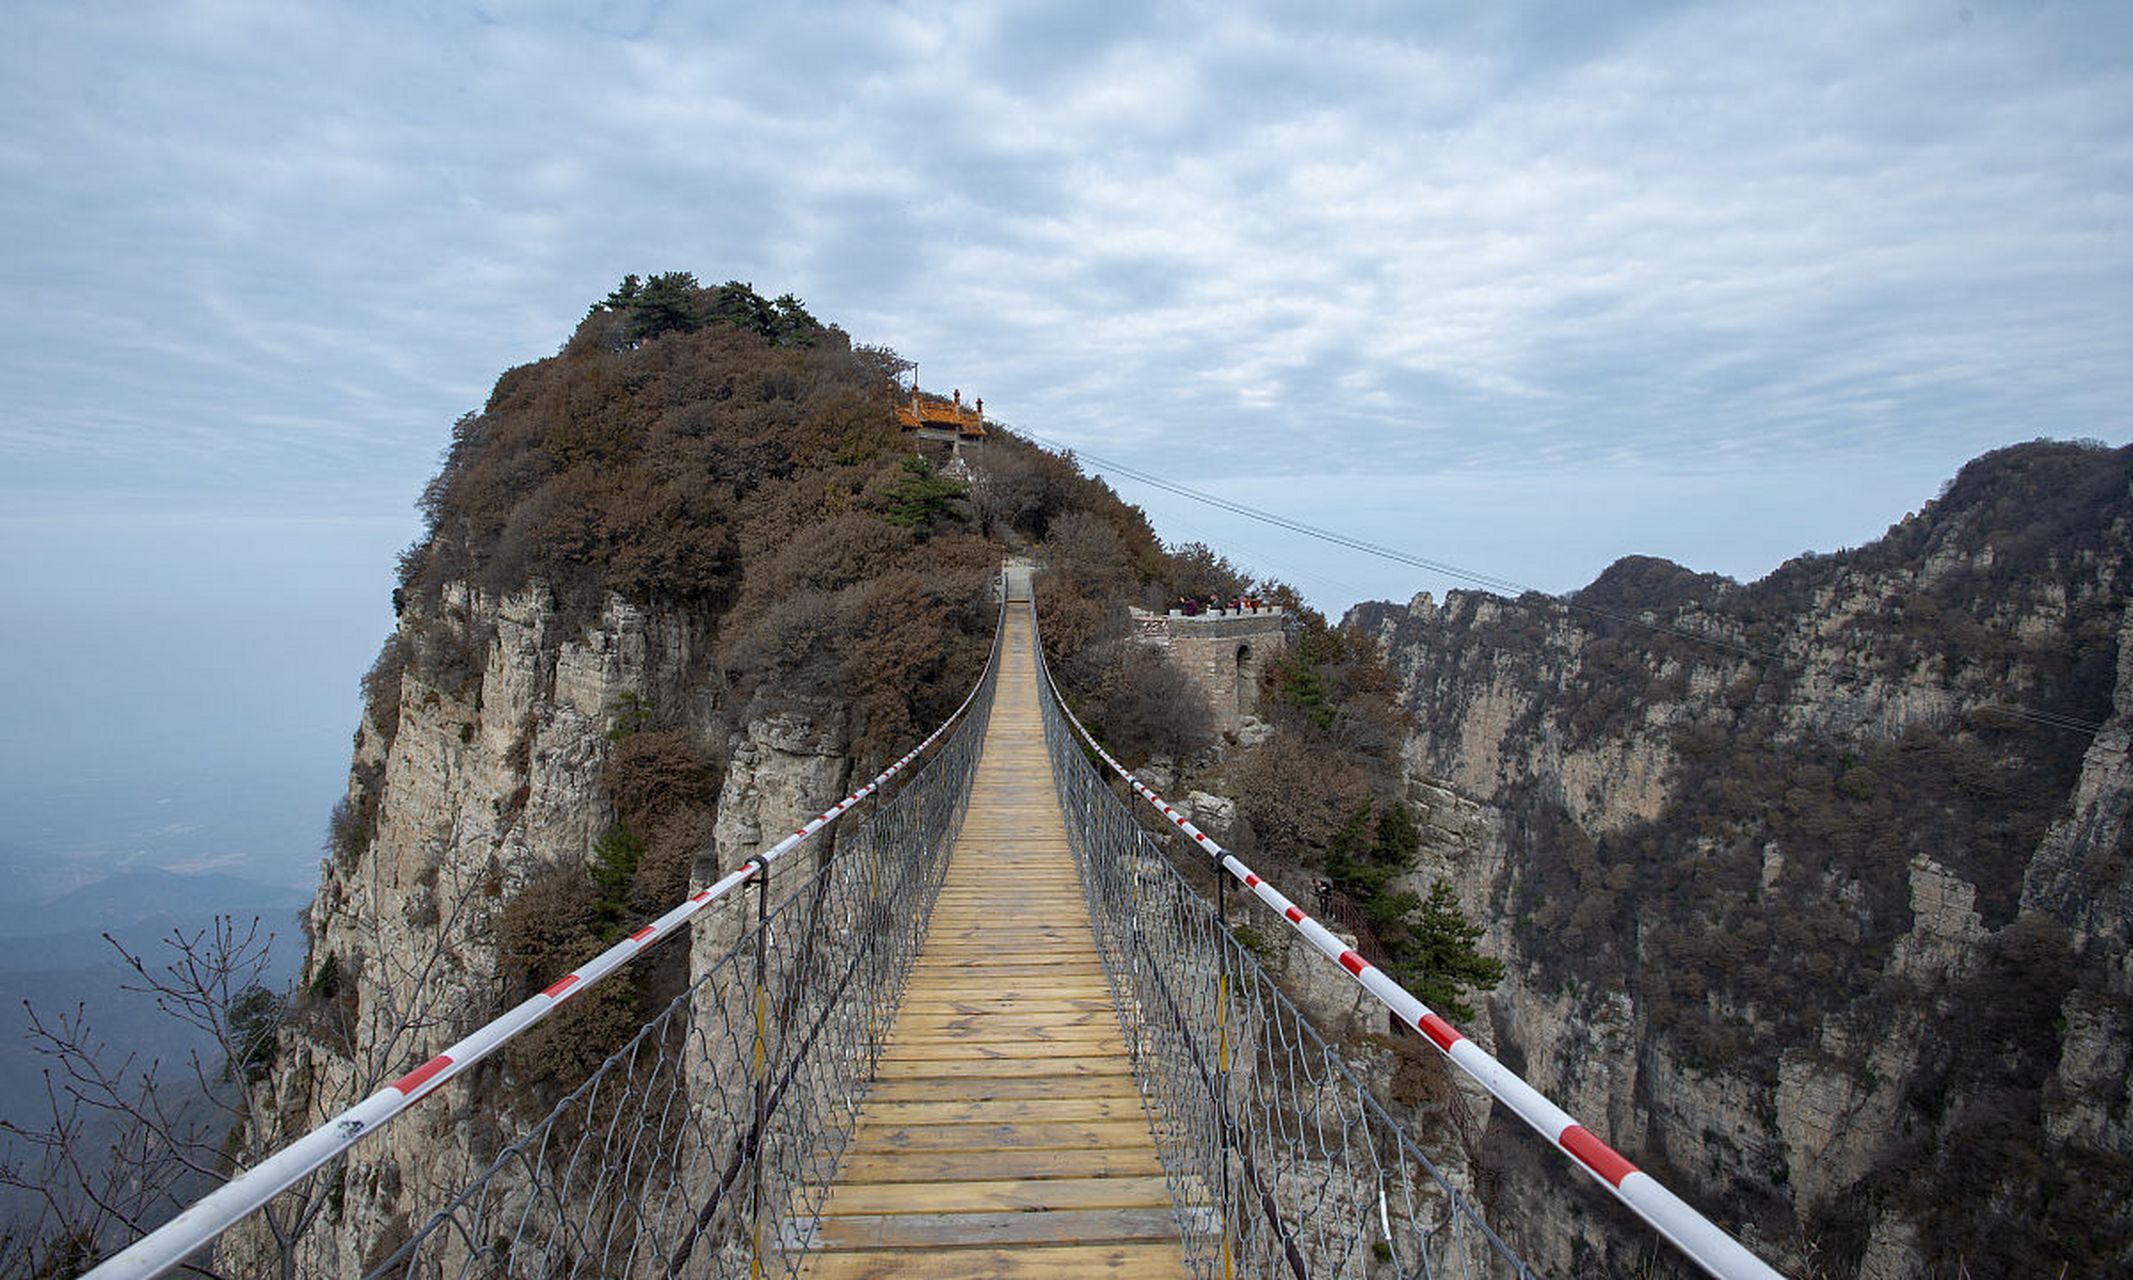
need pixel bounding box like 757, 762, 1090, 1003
794, 601, 1188, 1278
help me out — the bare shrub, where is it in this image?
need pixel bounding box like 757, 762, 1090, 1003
0, 919, 326, 1274
603, 730, 720, 837
1081, 643, 1215, 764
359, 632, 408, 742
1232, 736, 1373, 863
497, 861, 597, 1002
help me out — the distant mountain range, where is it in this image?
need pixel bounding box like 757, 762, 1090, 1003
0, 861, 311, 948
0, 861, 310, 1235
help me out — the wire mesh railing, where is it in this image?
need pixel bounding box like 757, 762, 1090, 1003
82, 587, 1004, 1280
84, 566, 1774, 1280
1030, 605, 1536, 1280
363, 647, 1001, 1280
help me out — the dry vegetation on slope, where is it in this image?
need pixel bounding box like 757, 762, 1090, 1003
1355, 440, 2133, 1278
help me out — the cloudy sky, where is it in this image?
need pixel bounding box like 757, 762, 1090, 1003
2, 0, 2128, 885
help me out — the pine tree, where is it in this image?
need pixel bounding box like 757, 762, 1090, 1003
589, 822, 647, 938
1398, 882, 1504, 1023
626, 271, 702, 340
882, 455, 969, 538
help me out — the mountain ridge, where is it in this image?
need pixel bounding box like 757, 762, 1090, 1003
1349, 438, 2132, 1277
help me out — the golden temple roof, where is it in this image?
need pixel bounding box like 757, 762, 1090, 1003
895, 386, 986, 438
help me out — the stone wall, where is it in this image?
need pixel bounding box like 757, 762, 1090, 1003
1132, 607, 1289, 733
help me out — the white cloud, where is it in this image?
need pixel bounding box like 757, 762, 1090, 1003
1, 0, 2128, 881
1, 0, 2126, 510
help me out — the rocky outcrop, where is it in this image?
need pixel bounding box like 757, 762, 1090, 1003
1350, 442, 2133, 1277
689, 700, 854, 984
1129, 605, 1290, 733
223, 583, 835, 1274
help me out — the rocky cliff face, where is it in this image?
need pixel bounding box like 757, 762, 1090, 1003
209, 281, 1039, 1273
224, 581, 870, 1274
1348, 442, 2133, 1278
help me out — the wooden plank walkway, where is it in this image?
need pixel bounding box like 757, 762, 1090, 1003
794, 598, 1188, 1279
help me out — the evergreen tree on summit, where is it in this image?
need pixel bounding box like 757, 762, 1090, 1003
597, 272, 827, 346
626, 271, 702, 339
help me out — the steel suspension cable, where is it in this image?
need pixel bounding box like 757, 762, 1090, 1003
86, 582, 1013, 1280
1020, 429, 2104, 738
1030, 602, 1785, 1280
1032, 599, 1533, 1278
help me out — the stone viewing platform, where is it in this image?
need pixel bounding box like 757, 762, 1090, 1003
1128, 605, 1289, 733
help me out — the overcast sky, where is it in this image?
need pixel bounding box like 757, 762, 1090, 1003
2, 0, 2128, 884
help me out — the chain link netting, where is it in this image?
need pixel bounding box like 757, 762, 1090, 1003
360, 652, 999, 1280
257, 581, 1537, 1280
1034, 610, 1537, 1280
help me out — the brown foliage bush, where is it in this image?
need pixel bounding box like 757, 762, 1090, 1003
359, 633, 407, 742
403, 293, 904, 627
833, 561, 997, 763
1231, 735, 1372, 864
602, 727, 722, 890
1079, 644, 1216, 764
602, 730, 720, 837
971, 431, 1166, 578
497, 861, 598, 1000
495, 857, 678, 1104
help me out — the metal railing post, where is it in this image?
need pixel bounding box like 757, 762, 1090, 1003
865, 836, 882, 1071
1217, 856, 1236, 1280
749, 857, 771, 1280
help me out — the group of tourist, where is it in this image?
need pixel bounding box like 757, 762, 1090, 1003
1173, 594, 1268, 616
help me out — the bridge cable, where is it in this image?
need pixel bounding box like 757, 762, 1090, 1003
83, 585, 1013, 1280
1032, 607, 1785, 1280
1021, 430, 2106, 738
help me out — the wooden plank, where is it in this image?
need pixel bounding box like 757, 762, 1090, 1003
891, 1003, 1118, 1016
854, 1096, 1145, 1125
919, 934, 1092, 947
814, 1175, 1173, 1216
862, 1076, 1143, 1103
891, 1006, 1115, 1020
897, 985, 1114, 999
886, 1040, 1127, 1062
922, 913, 1085, 921
880, 1039, 1127, 1061
893, 996, 1117, 1010
901, 975, 1109, 989
828, 1148, 1166, 1184
805, 1207, 1180, 1250
908, 957, 1103, 968
794, 1242, 1185, 1279
894, 997, 1114, 1013
871, 1058, 1132, 1082
900, 980, 1112, 993
919, 919, 1088, 928
841, 1119, 1159, 1153
905, 964, 1109, 979
915, 954, 1099, 966
892, 1012, 1113, 1037
889, 1014, 1116, 1036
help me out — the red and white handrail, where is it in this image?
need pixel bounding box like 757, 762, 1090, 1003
87, 601, 1005, 1280
1040, 647, 1784, 1280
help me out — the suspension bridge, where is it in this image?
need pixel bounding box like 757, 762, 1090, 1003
87, 569, 1784, 1280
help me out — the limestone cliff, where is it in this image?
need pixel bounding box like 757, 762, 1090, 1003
218, 280, 1016, 1273
1348, 441, 2133, 1277
210, 274, 1266, 1275
222, 585, 742, 1272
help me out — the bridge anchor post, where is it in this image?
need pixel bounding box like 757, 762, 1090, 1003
749, 857, 771, 1280
1217, 855, 1236, 1280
